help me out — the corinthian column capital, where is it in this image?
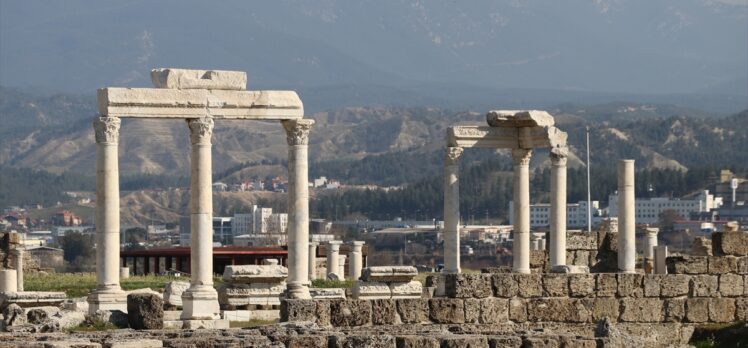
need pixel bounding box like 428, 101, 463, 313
511, 148, 532, 166
92, 116, 121, 144
187, 117, 214, 145
444, 147, 464, 166
282, 119, 315, 146
550, 146, 568, 166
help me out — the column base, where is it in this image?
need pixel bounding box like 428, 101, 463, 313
180, 285, 220, 320
182, 319, 230, 330
512, 268, 531, 274
285, 281, 311, 299
87, 287, 127, 315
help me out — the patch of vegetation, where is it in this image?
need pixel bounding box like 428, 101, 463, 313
311, 279, 355, 289
25, 273, 185, 297
67, 320, 118, 332
690, 322, 748, 348
229, 319, 278, 328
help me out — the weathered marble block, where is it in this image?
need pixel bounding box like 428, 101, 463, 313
222, 265, 288, 283
352, 281, 391, 299
163, 281, 189, 308
712, 232, 748, 256
218, 265, 288, 308
309, 288, 346, 300
151, 68, 247, 90
390, 281, 423, 299
361, 266, 417, 282
0, 291, 67, 311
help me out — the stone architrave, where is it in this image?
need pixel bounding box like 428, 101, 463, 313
550, 147, 568, 267
512, 147, 532, 274
308, 242, 319, 281
349, 241, 365, 281
485, 110, 555, 128
326, 241, 343, 280
618, 160, 636, 273
87, 116, 127, 314
11, 249, 24, 291
282, 119, 314, 299
181, 117, 220, 321
443, 147, 463, 274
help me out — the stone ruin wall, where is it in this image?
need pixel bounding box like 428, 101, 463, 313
0, 233, 39, 273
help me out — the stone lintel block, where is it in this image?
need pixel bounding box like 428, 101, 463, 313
568, 274, 595, 297
444, 274, 492, 298
708, 256, 739, 274
222, 265, 288, 283
352, 281, 391, 299
390, 281, 422, 299
330, 300, 372, 327
447, 126, 519, 148
690, 275, 719, 297
595, 274, 618, 297
664, 298, 686, 322
151, 68, 247, 90
515, 274, 543, 298
527, 298, 590, 323
508, 299, 527, 323
620, 298, 664, 322
309, 288, 346, 300
567, 232, 598, 250
616, 273, 644, 298
360, 266, 418, 282
642, 275, 662, 297
712, 232, 748, 256
660, 275, 690, 297
708, 298, 736, 323
685, 298, 709, 323
97, 88, 303, 119
492, 274, 519, 298
485, 109, 555, 128
0, 291, 67, 311
719, 273, 744, 296
480, 298, 509, 324
542, 274, 569, 297
396, 299, 429, 324
371, 299, 399, 325
666, 256, 708, 274
280, 299, 316, 322
428, 299, 465, 324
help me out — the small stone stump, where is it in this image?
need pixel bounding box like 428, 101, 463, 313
352, 266, 422, 299
163, 281, 189, 309
127, 293, 163, 330
217, 265, 287, 309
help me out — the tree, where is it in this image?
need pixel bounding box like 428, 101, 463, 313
59, 231, 95, 272
658, 209, 682, 232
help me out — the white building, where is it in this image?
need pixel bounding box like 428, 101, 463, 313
179, 216, 233, 246
268, 213, 288, 234
232, 205, 273, 236
509, 201, 602, 229
607, 190, 717, 225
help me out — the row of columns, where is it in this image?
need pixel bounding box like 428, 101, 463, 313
88, 116, 314, 317
308, 241, 365, 280
443, 144, 568, 274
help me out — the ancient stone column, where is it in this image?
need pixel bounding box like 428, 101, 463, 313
0, 270, 17, 292
11, 249, 24, 291
643, 227, 659, 273
88, 116, 126, 313
326, 241, 342, 279
308, 242, 319, 281
338, 255, 347, 280
654, 245, 668, 274
349, 241, 365, 281
512, 148, 532, 274
181, 117, 220, 320
443, 147, 463, 274
618, 159, 636, 273
549, 148, 568, 267
282, 119, 314, 299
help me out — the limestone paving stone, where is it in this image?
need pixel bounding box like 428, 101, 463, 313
708, 298, 736, 323
595, 274, 617, 297
396, 299, 429, 324
708, 256, 739, 274
515, 274, 542, 298
491, 274, 518, 298
660, 275, 690, 297
330, 300, 372, 327
620, 299, 663, 322
617, 274, 644, 297
690, 275, 719, 297
685, 298, 709, 323
429, 299, 465, 324
642, 275, 662, 297
445, 274, 492, 298
371, 299, 399, 325
712, 231, 748, 256
568, 274, 595, 297
541, 274, 568, 297
479, 298, 508, 324
126, 293, 163, 330
719, 273, 744, 296
664, 299, 686, 322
